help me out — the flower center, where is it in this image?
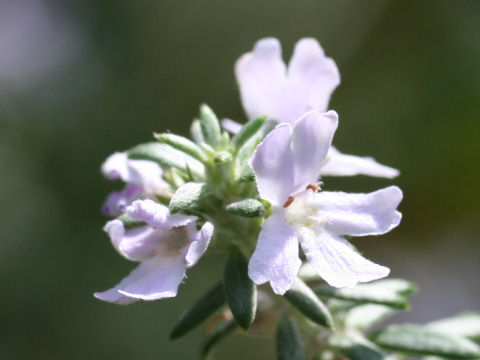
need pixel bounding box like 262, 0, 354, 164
282, 186, 326, 229
160, 226, 190, 257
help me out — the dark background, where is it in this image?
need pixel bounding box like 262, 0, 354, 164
1, 0, 479, 358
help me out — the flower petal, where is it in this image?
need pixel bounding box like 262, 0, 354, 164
314, 186, 403, 236
321, 147, 400, 178
104, 220, 162, 261
287, 38, 340, 117
126, 159, 169, 195
185, 222, 214, 267
248, 213, 301, 295
101, 152, 130, 181
291, 110, 338, 187
127, 199, 197, 229
235, 38, 287, 121
102, 184, 143, 217
249, 123, 296, 205
95, 255, 187, 302
221, 118, 242, 134
300, 228, 389, 288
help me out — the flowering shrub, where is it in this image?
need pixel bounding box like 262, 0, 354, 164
95, 38, 480, 360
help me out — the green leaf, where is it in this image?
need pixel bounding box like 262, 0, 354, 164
284, 278, 333, 329
344, 304, 397, 332
232, 116, 266, 150
201, 319, 237, 359
223, 250, 257, 329
170, 283, 225, 340
128, 142, 205, 178
426, 312, 480, 340
313, 278, 415, 309
190, 119, 205, 144
330, 333, 387, 360
226, 199, 265, 218
276, 316, 305, 360
199, 104, 221, 147
154, 133, 208, 163
371, 325, 480, 359
169, 182, 215, 214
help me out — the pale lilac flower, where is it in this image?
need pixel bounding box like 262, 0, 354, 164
101, 152, 170, 216
248, 110, 402, 295
235, 37, 398, 179
95, 199, 213, 304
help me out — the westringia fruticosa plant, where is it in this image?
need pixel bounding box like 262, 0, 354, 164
95, 38, 480, 359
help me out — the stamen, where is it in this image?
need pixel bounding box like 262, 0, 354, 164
283, 196, 295, 208
306, 184, 320, 192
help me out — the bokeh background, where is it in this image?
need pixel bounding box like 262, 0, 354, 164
1, 0, 479, 358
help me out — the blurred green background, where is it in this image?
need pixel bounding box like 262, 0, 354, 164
1, 0, 479, 358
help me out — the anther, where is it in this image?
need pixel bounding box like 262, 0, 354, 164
283, 196, 295, 208
306, 184, 319, 192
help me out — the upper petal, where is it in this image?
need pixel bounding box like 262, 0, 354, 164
127, 199, 197, 229
95, 255, 187, 303
185, 221, 214, 267
235, 38, 287, 121
291, 110, 338, 188
321, 147, 400, 178
248, 213, 301, 295
104, 220, 161, 261
101, 184, 143, 217
101, 152, 130, 181
249, 123, 296, 205
300, 228, 389, 288
287, 38, 340, 117
314, 186, 403, 236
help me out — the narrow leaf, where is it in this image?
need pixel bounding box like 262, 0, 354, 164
345, 304, 397, 332
371, 325, 480, 359
276, 316, 305, 360
313, 278, 415, 309
128, 142, 205, 178
170, 283, 225, 340
426, 312, 480, 340
226, 199, 265, 218
232, 116, 266, 150
169, 182, 215, 214
284, 278, 333, 328
223, 250, 257, 329
199, 104, 221, 147
201, 319, 237, 359
191, 119, 205, 144
155, 133, 208, 163
331, 334, 387, 360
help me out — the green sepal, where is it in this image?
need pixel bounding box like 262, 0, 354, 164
199, 104, 221, 148
169, 182, 216, 214
313, 278, 416, 309
214, 151, 233, 164
169, 283, 226, 340
330, 333, 387, 360
201, 319, 237, 359
284, 278, 333, 329
426, 312, 480, 340
232, 116, 266, 150
116, 214, 145, 229
371, 325, 480, 359
344, 304, 397, 332
154, 133, 208, 163
276, 316, 306, 360
128, 142, 205, 178
223, 250, 257, 329
191, 119, 205, 144
225, 199, 265, 218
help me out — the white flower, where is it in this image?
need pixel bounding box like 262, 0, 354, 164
101, 152, 170, 216
235, 37, 398, 179
248, 110, 402, 295
95, 199, 213, 304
